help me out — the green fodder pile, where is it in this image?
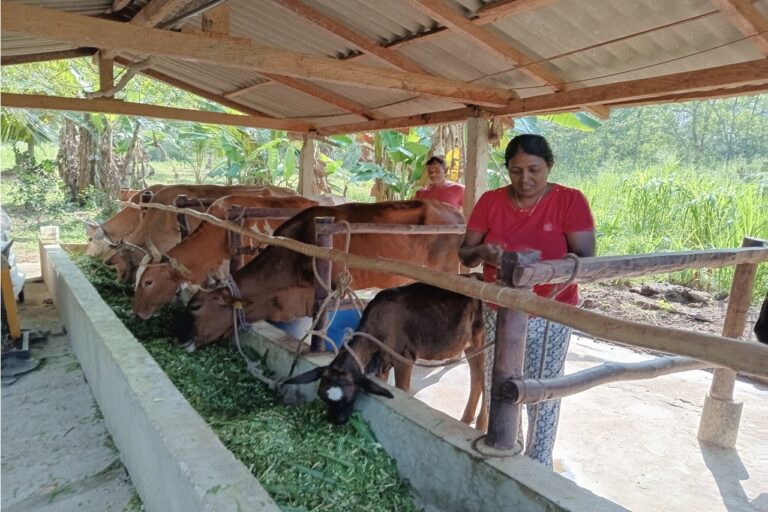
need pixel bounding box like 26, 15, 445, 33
72, 253, 421, 512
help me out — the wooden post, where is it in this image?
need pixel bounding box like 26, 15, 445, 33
463, 116, 489, 219
1, 255, 22, 340
228, 205, 244, 274
299, 132, 317, 197
311, 217, 334, 352
485, 250, 539, 451
698, 236, 766, 448
98, 51, 114, 96
175, 195, 191, 239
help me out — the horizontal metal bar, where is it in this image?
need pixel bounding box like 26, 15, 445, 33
316, 223, 467, 235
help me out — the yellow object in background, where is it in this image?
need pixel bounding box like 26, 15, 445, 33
1, 255, 22, 340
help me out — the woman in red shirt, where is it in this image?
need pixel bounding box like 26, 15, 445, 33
459, 134, 596, 467
413, 156, 465, 209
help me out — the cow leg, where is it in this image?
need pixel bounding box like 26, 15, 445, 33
464, 324, 488, 431
393, 363, 413, 393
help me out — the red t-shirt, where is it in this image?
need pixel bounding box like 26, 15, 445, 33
415, 181, 464, 209
466, 184, 594, 305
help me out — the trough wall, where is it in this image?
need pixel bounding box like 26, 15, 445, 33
40, 243, 280, 512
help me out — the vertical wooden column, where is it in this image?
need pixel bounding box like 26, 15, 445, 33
299, 132, 317, 197
98, 52, 114, 96
698, 236, 766, 448
463, 116, 490, 219
228, 205, 244, 274
175, 195, 191, 239
484, 251, 539, 451
311, 217, 334, 352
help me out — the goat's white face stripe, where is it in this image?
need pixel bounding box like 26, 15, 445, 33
325, 387, 343, 402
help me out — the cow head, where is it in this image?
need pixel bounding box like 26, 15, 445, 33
133, 255, 189, 319
104, 242, 147, 283
175, 287, 251, 351
283, 364, 393, 424
85, 224, 118, 258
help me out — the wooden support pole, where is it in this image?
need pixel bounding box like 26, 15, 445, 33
299, 132, 317, 197
504, 356, 713, 404
311, 217, 335, 352
485, 251, 539, 451
464, 116, 489, 219
511, 246, 768, 286
98, 52, 114, 95
228, 205, 245, 274
698, 236, 766, 448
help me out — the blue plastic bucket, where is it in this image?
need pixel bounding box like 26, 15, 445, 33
325, 309, 362, 352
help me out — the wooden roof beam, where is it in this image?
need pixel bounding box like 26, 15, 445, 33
273, 0, 428, 75
318, 59, 768, 134
584, 105, 611, 120
103, 0, 198, 59
113, 56, 277, 118
409, 0, 563, 90
606, 83, 768, 108
1, 47, 97, 66
710, 0, 768, 55
3, 4, 515, 107
0, 93, 314, 132
474, 0, 557, 25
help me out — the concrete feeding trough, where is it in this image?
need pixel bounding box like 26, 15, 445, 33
40, 242, 623, 512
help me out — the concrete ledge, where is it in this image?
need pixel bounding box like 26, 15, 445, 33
244, 323, 626, 512
40, 244, 280, 512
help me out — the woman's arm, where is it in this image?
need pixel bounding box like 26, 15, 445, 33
565, 230, 596, 257
459, 229, 503, 267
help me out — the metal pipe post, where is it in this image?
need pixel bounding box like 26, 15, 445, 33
310, 216, 334, 352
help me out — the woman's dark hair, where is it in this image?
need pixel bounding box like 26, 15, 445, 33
426, 156, 445, 167
504, 134, 554, 168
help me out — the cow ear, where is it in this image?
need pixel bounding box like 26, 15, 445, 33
357, 375, 394, 399
283, 366, 328, 385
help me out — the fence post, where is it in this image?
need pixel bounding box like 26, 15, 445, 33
484, 250, 539, 451
698, 236, 766, 448
175, 195, 191, 239
228, 205, 244, 274
311, 217, 334, 352
139, 190, 153, 218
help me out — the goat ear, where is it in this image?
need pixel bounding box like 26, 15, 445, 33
357, 375, 394, 399
283, 366, 328, 385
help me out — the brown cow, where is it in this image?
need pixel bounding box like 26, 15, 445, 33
132, 195, 318, 319
284, 281, 488, 430
85, 184, 166, 258
104, 184, 295, 283
118, 187, 142, 202
175, 200, 464, 350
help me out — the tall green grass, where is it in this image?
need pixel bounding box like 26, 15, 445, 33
561, 164, 768, 299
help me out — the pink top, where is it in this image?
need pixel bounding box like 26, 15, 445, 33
415, 181, 465, 209
466, 184, 594, 305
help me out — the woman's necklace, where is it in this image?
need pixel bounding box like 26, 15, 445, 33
513, 185, 548, 217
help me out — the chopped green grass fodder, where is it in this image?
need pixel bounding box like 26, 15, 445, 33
72, 254, 421, 512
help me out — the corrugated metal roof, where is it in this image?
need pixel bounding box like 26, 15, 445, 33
3, 0, 768, 130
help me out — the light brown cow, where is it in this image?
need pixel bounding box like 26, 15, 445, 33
176, 200, 464, 350
85, 184, 166, 258
132, 195, 318, 319
104, 184, 296, 283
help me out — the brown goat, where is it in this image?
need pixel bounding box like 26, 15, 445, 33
284, 281, 488, 430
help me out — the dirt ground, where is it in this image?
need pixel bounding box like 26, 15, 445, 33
579, 280, 763, 343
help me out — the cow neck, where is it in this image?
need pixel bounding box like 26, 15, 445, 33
168, 221, 229, 284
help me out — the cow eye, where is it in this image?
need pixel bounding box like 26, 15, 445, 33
143, 279, 153, 287
189, 302, 201, 312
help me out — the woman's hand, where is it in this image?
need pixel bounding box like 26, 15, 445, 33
459, 229, 504, 267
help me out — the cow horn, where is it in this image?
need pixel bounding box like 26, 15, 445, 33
83, 220, 99, 238
146, 238, 163, 262
123, 241, 149, 257
167, 257, 190, 276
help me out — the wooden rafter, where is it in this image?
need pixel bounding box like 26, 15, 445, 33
103, 0, 198, 59
606, 83, 768, 108
584, 104, 611, 120
113, 56, 276, 118
409, 0, 563, 90
260, 73, 383, 121
201, 3, 230, 35
0, 93, 313, 132
710, 0, 768, 55
1, 48, 97, 66
3, 4, 514, 107
317, 59, 768, 134
273, 0, 428, 75
474, 0, 557, 25
98, 53, 114, 95
110, 0, 133, 13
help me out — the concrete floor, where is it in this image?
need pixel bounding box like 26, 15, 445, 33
411, 335, 768, 512
2, 274, 138, 511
